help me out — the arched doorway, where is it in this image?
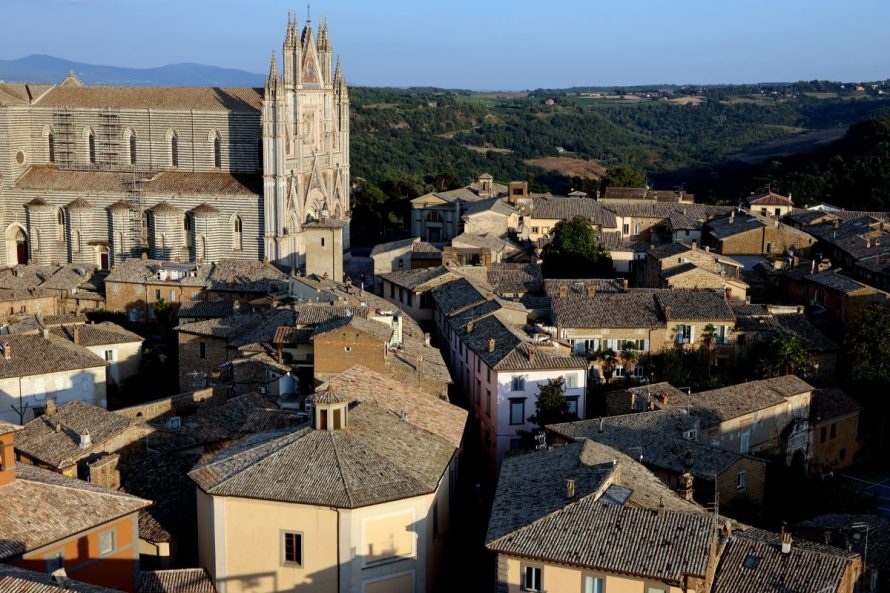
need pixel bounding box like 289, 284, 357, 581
5, 224, 29, 265
96, 245, 109, 270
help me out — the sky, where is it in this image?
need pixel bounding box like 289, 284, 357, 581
1, 0, 889, 89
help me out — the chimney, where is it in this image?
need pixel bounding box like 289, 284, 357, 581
42, 328, 50, 339
781, 529, 793, 554
467, 321, 474, 333
691, 241, 697, 249
558, 285, 568, 298
423, 333, 432, 347
1, 342, 9, 360
657, 496, 666, 517
527, 347, 537, 364
72, 325, 80, 345
44, 400, 57, 416
0, 424, 17, 486
679, 472, 694, 501
598, 417, 604, 433
566, 479, 576, 499
488, 338, 496, 352
729, 211, 735, 224
622, 278, 629, 292
79, 431, 92, 450
586, 285, 596, 298
663, 305, 672, 320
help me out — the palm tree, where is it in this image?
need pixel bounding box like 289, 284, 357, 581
619, 341, 640, 382
592, 347, 619, 384
701, 323, 717, 379
758, 334, 811, 378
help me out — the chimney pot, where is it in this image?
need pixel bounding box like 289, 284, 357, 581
45, 400, 57, 416
488, 338, 495, 352
72, 326, 80, 345
1, 342, 10, 360
467, 321, 474, 333
566, 479, 576, 499
79, 431, 92, 450
586, 286, 596, 298
781, 529, 793, 554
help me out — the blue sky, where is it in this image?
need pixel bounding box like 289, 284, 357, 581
1, 0, 889, 89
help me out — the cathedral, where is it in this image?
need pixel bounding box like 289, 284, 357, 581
0, 13, 350, 275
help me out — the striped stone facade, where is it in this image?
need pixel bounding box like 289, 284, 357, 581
0, 14, 349, 271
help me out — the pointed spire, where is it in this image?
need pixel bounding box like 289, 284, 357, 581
269, 51, 279, 79
265, 51, 281, 95
334, 56, 342, 82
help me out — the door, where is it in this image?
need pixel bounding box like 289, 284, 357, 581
100, 251, 109, 270
16, 241, 28, 264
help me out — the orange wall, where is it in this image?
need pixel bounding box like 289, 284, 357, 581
15, 513, 140, 592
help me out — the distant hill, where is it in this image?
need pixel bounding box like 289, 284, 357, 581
0, 54, 264, 87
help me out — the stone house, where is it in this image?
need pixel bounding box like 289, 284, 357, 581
190, 378, 466, 593
600, 187, 695, 205
0, 263, 106, 314
523, 196, 617, 245
703, 212, 817, 256
311, 315, 394, 381
638, 242, 748, 302
105, 259, 211, 322
13, 399, 146, 482
663, 375, 814, 464
810, 387, 863, 472
742, 191, 795, 218
377, 267, 458, 322
0, 332, 108, 424
0, 287, 57, 320
548, 408, 769, 507
50, 321, 144, 386
460, 196, 518, 236
487, 439, 716, 593
410, 174, 504, 242
203, 258, 289, 303
0, 421, 151, 592
370, 238, 442, 285
802, 269, 889, 331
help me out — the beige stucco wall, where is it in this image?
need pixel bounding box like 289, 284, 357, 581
83, 340, 142, 386
0, 365, 107, 424
500, 556, 690, 593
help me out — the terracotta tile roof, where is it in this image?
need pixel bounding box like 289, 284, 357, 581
796, 513, 890, 571
667, 375, 813, 427
772, 313, 837, 352
431, 277, 488, 316
16, 166, 261, 196
551, 290, 664, 329
369, 237, 417, 257
0, 464, 150, 560
189, 401, 458, 509
745, 192, 794, 207
548, 409, 759, 479
655, 288, 735, 321
712, 528, 856, 593
311, 314, 393, 343
529, 196, 617, 228
377, 266, 456, 291
51, 321, 144, 347
176, 300, 235, 320
34, 85, 263, 111
804, 269, 874, 294
0, 564, 120, 593
13, 401, 135, 469
207, 259, 288, 293
272, 326, 313, 345
487, 262, 543, 295
0, 333, 106, 379
293, 303, 368, 326
486, 441, 712, 583
811, 387, 863, 423
318, 365, 467, 448
544, 278, 625, 296
139, 570, 216, 593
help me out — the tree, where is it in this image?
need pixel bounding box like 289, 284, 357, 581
757, 334, 811, 378
541, 216, 614, 278
619, 341, 640, 381
599, 164, 646, 192
592, 347, 619, 384
844, 302, 890, 384
701, 323, 717, 379
527, 377, 575, 429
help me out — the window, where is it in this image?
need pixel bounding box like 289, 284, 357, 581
485, 389, 492, 416
634, 223, 640, 235
716, 325, 730, 345
765, 242, 772, 254
88, 131, 96, 164
129, 132, 137, 165
389, 283, 395, 298
522, 566, 541, 591
830, 423, 837, 439
743, 554, 760, 569
345, 346, 352, 352
127, 310, 139, 322
321, 237, 325, 247
737, 470, 746, 490
231, 215, 243, 250
622, 223, 630, 234
682, 429, 697, 441
476, 359, 481, 373
510, 399, 525, 425
565, 373, 578, 389
170, 290, 177, 302
407, 291, 413, 307
170, 133, 179, 167
199, 341, 206, 359
213, 135, 222, 168
566, 396, 579, 417
282, 531, 303, 566
98, 529, 115, 556
154, 289, 161, 300
740, 430, 750, 454
73, 229, 81, 253
48, 132, 55, 163
646, 587, 667, 593
104, 349, 116, 362
56, 209, 65, 241
476, 380, 482, 405
775, 208, 781, 217
511, 376, 526, 391
531, 226, 539, 234
487, 368, 491, 382
676, 324, 694, 344
584, 576, 605, 593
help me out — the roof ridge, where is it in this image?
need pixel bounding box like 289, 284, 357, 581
197, 428, 308, 487
19, 467, 146, 502
328, 431, 355, 508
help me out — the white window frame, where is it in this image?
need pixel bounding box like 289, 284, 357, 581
565, 373, 578, 389
509, 398, 526, 425
98, 529, 116, 556
737, 470, 746, 490
740, 430, 750, 454
511, 375, 526, 392
522, 565, 542, 592
682, 429, 697, 441
584, 575, 605, 593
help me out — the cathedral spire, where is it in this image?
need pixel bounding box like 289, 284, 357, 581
284, 11, 297, 47
265, 52, 281, 95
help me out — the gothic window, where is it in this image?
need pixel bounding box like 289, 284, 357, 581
48, 132, 55, 163
32, 228, 40, 251
129, 131, 137, 165
73, 229, 81, 253
88, 132, 96, 164
425, 211, 444, 223
197, 235, 207, 261
170, 132, 179, 168
213, 134, 222, 169
232, 215, 243, 251
56, 209, 65, 241
184, 216, 192, 247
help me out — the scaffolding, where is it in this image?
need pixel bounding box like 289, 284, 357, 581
52, 109, 75, 168
96, 109, 120, 168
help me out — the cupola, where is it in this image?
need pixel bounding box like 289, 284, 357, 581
310, 385, 349, 431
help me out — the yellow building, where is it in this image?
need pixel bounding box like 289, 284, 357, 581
189, 365, 467, 593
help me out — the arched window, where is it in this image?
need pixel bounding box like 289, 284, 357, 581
56, 209, 65, 241
197, 235, 207, 261
213, 135, 222, 169
170, 133, 179, 168
88, 132, 96, 164
48, 132, 55, 164
32, 228, 40, 251
232, 215, 243, 251
73, 229, 82, 253
129, 132, 137, 165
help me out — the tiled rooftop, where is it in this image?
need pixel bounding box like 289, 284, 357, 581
811, 387, 863, 423
51, 321, 144, 347
529, 196, 617, 228
139, 569, 217, 593
0, 564, 121, 593
0, 333, 106, 379
377, 266, 455, 291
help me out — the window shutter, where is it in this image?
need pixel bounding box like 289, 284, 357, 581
689, 325, 695, 343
